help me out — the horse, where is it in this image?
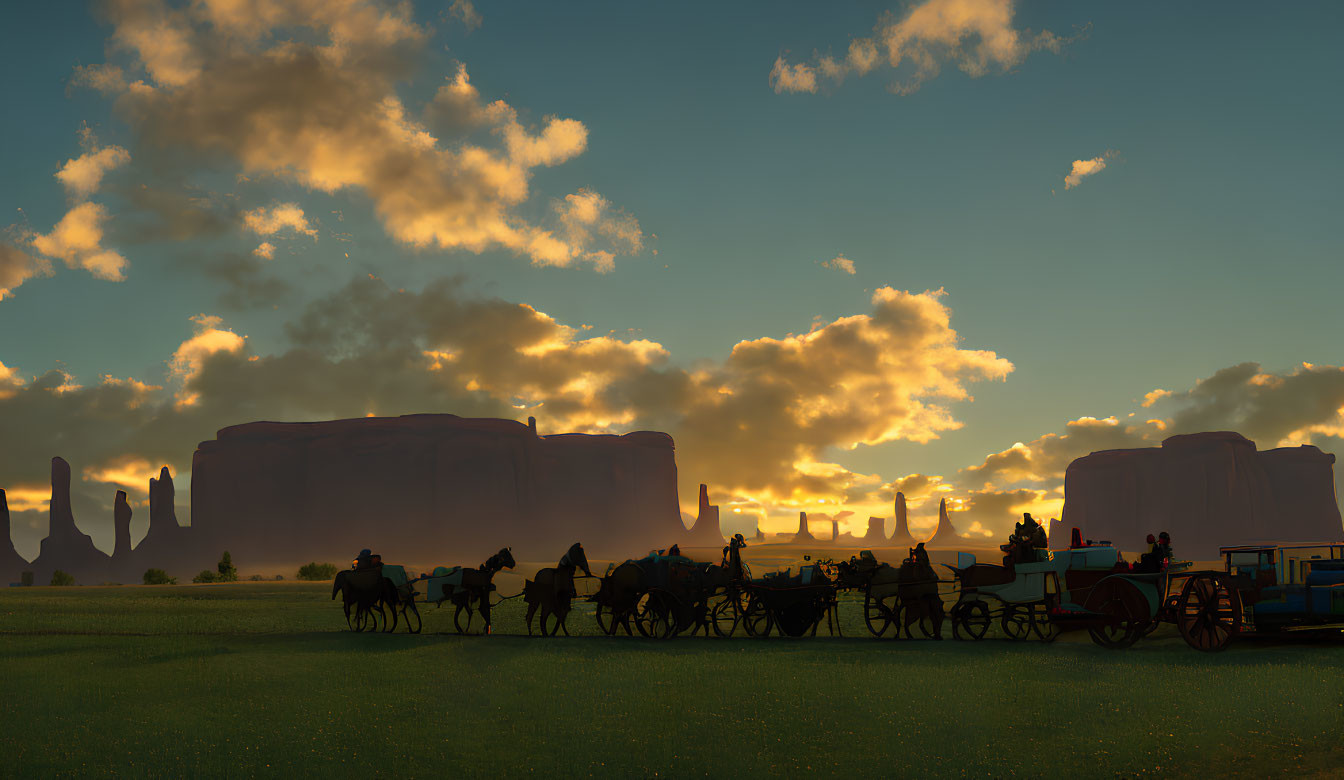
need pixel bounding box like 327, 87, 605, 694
523, 542, 591, 636
450, 547, 516, 634
896, 544, 944, 639
332, 568, 400, 632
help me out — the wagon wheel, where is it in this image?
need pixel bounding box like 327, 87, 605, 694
453, 603, 474, 635
1177, 573, 1242, 652
634, 591, 675, 639
1001, 604, 1031, 641
952, 600, 990, 641
742, 595, 773, 638
863, 592, 898, 639
401, 599, 422, 634
1085, 579, 1142, 649
711, 594, 742, 638
1030, 603, 1060, 643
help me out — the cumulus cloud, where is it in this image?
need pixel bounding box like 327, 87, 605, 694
1064, 150, 1117, 189
0, 242, 53, 300
447, 0, 483, 32
85, 1, 641, 271
56, 144, 132, 199
774, 0, 1073, 95
253, 242, 276, 260
30, 202, 129, 281
243, 203, 318, 239
769, 57, 819, 94
822, 254, 856, 274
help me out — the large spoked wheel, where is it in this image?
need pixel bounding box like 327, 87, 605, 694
742, 595, 774, 638
864, 592, 898, 639
1002, 604, 1031, 641
1177, 574, 1242, 652
401, 600, 422, 634
1031, 603, 1060, 643
634, 592, 675, 639
952, 600, 990, 641
1086, 580, 1143, 649
711, 594, 742, 638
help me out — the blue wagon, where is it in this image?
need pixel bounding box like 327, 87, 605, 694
1169, 543, 1344, 651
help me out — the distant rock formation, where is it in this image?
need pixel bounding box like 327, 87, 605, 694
862, 517, 886, 545
790, 511, 816, 543
926, 498, 959, 546
1061, 431, 1342, 558
130, 466, 204, 577
0, 490, 30, 583
30, 457, 109, 584
112, 491, 132, 559
890, 492, 915, 547
684, 484, 725, 546
753, 526, 765, 542
830, 518, 840, 543
190, 414, 686, 568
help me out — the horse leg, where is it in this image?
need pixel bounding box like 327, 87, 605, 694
525, 600, 539, 635
479, 591, 492, 634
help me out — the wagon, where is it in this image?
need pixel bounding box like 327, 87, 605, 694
1163, 543, 1344, 652
740, 562, 841, 638
945, 538, 1179, 648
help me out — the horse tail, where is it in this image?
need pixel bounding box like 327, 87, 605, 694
331, 571, 343, 600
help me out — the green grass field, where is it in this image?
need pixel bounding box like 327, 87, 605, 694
3, 582, 1342, 778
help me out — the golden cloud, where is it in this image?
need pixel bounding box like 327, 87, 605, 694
775, 0, 1072, 95
93, 2, 641, 271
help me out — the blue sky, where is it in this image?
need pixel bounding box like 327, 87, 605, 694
1, 0, 1342, 554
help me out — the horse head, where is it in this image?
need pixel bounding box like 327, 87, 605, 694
497, 547, 517, 571
561, 542, 592, 577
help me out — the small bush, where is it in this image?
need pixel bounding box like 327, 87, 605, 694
248, 573, 264, 581
21, 571, 33, 587
192, 570, 219, 584
217, 551, 238, 582
274, 574, 284, 581
50, 570, 75, 587
297, 562, 339, 581
143, 568, 176, 585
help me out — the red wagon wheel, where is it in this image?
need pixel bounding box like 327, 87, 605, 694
1177, 573, 1242, 652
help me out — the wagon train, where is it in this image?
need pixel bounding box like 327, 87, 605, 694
329, 533, 1344, 651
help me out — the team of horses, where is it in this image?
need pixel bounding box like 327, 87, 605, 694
333, 537, 955, 639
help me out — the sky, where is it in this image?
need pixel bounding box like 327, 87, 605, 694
2, 0, 1343, 559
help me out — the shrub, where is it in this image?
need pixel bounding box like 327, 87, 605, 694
50, 570, 75, 587
273, 574, 284, 581
217, 551, 238, 582
248, 574, 264, 581
21, 571, 33, 587
297, 562, 339, 581
192, 570, 219, 584
143, 568, 176, 585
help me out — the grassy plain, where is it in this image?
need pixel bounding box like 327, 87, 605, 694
2, 581, 1342, 778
